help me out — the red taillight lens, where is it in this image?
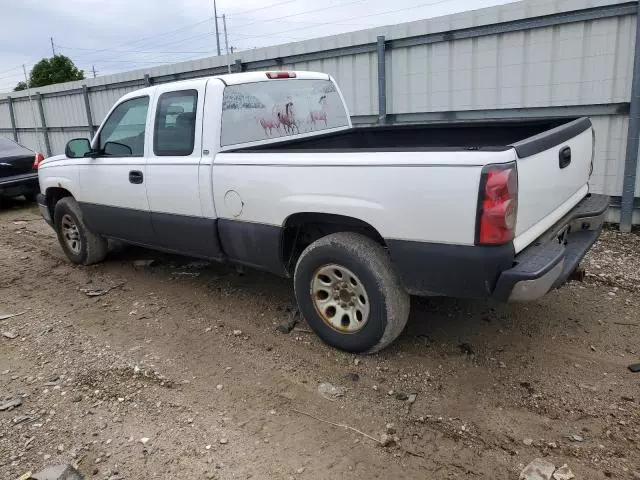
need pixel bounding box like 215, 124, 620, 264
33, 152, 45, 170
265, 71, 296, 79
476, 165, 518, 245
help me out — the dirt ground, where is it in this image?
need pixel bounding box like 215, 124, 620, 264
1, 199, 639, 480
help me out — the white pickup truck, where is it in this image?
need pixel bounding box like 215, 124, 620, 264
37, 71, 608, 352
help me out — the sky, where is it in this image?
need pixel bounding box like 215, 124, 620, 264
0, 0, 516, 92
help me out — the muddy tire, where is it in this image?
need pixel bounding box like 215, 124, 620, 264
294, 232, 410, 353
54, 197, 108, 265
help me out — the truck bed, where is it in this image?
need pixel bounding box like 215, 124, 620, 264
221, 116, 595, 256
232, 118, 584, 156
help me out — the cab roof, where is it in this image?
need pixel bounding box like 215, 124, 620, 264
120, 71, 331, 100
217, 71, 330, 85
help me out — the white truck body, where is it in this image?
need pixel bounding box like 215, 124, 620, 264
36, 71, 608, 352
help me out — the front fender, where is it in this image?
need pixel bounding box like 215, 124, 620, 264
39, 163, 80, 201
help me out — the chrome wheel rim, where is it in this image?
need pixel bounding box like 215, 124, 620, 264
311, 264, 370, 333
61, 214, 82, 254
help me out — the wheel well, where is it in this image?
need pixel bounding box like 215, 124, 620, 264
45, 187, 73, 219
281, 213, 386, 275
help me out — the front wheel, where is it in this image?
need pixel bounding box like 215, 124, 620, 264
294, 232, 410, 353
54, 197, 108, 265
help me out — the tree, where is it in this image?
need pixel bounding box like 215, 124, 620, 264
14, 55, 84, 91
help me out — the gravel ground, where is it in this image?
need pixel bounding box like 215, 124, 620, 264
583, 225, 640, 291
1, 200, 639, 479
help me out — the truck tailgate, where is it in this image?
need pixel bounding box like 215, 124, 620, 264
511, 118, 594, 253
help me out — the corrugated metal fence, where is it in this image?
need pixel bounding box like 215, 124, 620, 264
1, 0, 639, 226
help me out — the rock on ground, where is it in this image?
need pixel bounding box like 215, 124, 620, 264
317, 382, 345, 401
553, 464, 575, 480
31, 464, 83, 480
520, 458, 556, 480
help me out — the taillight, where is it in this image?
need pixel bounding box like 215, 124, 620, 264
33, 152, 45, 170
265, 71, 296, 79
476, 163, 518, 245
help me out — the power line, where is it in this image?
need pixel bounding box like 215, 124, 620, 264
110, 18, 213, 49
228, 0, 372, 30
86, 57, 210, 65
62, 0, 304, 63
229, 0, 458, 40
52, 0, 387, 66
69, 0, 377, 61
110, 31, 215, 55
0, 66, 39, 81
56, 24, 215, 64
55, 18, 213, 61
226, 0, 300, 18
0, 64, 29, 76
43, 0, 463, 79
64, 29, 305, 68
239, 17, 380, 27
56, 45, 213, 55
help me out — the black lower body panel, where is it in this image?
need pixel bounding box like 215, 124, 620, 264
151, 212, 221, 258
217, 219, 287, 276
79, 202, 155, 245
37, 193, 53, 227
57, 202, 284, 270
78, 203, 223, 259
386, 240, 515, 298
387, 193, 609, 301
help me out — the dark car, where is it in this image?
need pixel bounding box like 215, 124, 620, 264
0, 137, 42, 203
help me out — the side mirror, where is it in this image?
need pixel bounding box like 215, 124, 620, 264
103, 141, 133, 156
65, 138, 92, 158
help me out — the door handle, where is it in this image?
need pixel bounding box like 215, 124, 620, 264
129, 170, 143, 184
559, 146, 571, 169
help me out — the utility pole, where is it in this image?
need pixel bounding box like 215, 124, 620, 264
213, 0, 221, 56
92, 65, 97, 78
222, 14, 231, 73
50, 37, 56, 56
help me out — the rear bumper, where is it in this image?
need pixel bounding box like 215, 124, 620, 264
388, 193, 608, 301
37, 193, 53, 227
0, 173, 39, 197
492, 193, 609, 301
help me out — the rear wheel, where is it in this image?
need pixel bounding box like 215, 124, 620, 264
54, 197, 108, 265
294, 232, 410, 353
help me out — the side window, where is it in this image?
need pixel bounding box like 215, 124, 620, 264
154, 90, 198, 156
99, 96, 149, 157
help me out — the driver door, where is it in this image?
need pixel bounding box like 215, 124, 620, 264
78, 94, 155, 244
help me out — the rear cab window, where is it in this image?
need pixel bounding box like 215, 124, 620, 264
220, 78, 349, 147
154, 90, 198, 156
